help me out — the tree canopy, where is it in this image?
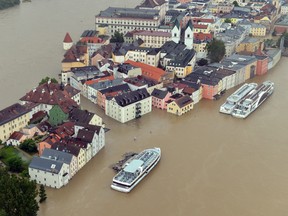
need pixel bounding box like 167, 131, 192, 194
110, 31, 124, 43
206, 39, 226, 63
19, 139, 37, 153
233, 1, 239, 6
39, 76, 58, 85
0, 168, 39, 216
224, 18, 232, 23
0, 0, 20, 10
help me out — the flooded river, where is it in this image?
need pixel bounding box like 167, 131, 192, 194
1, 1, 288, 216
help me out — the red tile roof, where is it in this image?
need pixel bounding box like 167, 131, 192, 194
193, 24, 208, 29
63, 33, 73, 43
20, 82, 80, 106
194, 32, 213, 41
9, 131, 25, 141
192, 18, 214, 23
124, 60, 165, 82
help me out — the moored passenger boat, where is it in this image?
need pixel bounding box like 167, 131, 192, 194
231, 81, 274, 118
220, 83, 258, 114
111, 147, 161, 193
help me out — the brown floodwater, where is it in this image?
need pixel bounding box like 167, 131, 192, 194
1, 1, 288, 216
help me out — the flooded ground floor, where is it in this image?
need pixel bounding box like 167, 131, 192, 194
39, 58, 288, 216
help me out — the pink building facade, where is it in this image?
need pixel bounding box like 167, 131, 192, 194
151, 89, 172, 110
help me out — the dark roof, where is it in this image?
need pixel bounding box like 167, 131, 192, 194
69, 108, 95, 125
81, 30, 97, 38
20, 82, 80, 105
139, 0, 166, 8
29, 156, 64, 174
77, 129, 95, 143
167, 49, 196, 67
151, 89, 169, 99
0, 103, 31, 126
41, 148, 73, 164
37, 121, 52, 133
186, 20, 194, 30
114, 88, 150, 107
9, 131, 25, 140
174, 95, 193, 108
99, 83, 131, 95
51, 142, 81, 157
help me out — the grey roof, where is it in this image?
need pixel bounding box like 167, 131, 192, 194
41, 148, 73, 165
241, 37, 259, 43
88, 78, 124, 90
114, 88, 150, 107
81, 30, 97, 38
151, 89, 169, 99
29, 156, 64, 174
98, 83, 131, 94
167, 49, 196, 67
0, 103, 31, 126
275, 15, 288, 26
97, 7, 159, 20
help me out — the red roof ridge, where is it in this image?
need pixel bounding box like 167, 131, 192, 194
64, 32, 73, 43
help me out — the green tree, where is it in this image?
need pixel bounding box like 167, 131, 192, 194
7, 156, 23, 172
0, 168, 39, 216
206, 38, 226, 63
39, 76, 58, 85
224, 18, 232, 23
39, 184, 47, 203
19, 139, 37, 153
232, 1, 239, 6
110, 31, 124, 43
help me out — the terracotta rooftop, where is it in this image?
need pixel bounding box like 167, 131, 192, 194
20, 82, 80, 106
63, 32, 73, 43
125, 60, 165, 82
9, 131, 25, 141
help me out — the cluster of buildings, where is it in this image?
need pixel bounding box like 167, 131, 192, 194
0, 80, 106, 188
1, 0, 286, 189
59, 0, 284, 123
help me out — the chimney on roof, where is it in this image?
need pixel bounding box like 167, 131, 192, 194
32, 88, 36, 93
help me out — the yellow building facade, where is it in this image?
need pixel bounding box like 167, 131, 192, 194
167, 96, 193, 116
236, 38, 260, 53
0, 103, 30, 142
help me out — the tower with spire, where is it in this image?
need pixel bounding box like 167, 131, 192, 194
63, 32, 73, 50
184, 20, 194, 50
171, 19, 181, 43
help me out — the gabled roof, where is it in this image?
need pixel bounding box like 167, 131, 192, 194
63, 32, 73, 43
174, 95, 193, 108
114, 89, 150, 107
29, 156, 64, 174
0, 103, 31, 126
69, 108, 95, 125
9, 131, 25, 141
139, 0, 166, 8
20, 82, 80, 106
51, 142, 81, 157
151, 89, 169, 99
186, 20, 194, 30
41, 148, 73, 164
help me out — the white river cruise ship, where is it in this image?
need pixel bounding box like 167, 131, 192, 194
220, 83, 258, 114
231, 81, 274, 118
111, 147, 161, 193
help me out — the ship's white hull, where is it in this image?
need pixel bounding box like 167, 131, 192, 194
232, 82, 274, 119
111, 148, 161, 193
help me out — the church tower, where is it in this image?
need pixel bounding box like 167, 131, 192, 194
184, 20, 194, 49
171, 19, 181, 43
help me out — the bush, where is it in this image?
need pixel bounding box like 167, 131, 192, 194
19, 139, 38, 153
7, 156, 24, 172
